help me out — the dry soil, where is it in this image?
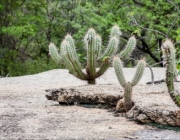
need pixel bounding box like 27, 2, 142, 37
0, 68, 180, 140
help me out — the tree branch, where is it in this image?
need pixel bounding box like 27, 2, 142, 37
131, 15, 167, 37
137, 39, 163, 67
166, 0, 180, 37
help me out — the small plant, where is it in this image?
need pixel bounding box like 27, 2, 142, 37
49, 26, 136, 84
161, 39, 180, 107
113, 56, 146, 111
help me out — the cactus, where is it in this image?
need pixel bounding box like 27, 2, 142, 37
49, 25, 136, 84
161, 39, 180, 107
113, 56, 146, 111
119, 36, 136, 59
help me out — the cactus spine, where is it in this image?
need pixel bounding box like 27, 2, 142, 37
49, 25, 136, 84
113, 56, 146, 111
161, 39, 180, 106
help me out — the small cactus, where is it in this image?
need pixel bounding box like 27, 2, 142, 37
161, 39, 180, 106
113, 56, 146, 111
49, 25, 136, 84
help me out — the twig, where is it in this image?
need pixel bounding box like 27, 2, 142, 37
174, 41, 180, 46
130, 15, 167, 37
128, 58, 165, 84
150, 61, 164, 67
6, 73, 10, 77
146, 64, 154, 84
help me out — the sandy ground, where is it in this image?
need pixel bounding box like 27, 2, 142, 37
0, 67, 180, 139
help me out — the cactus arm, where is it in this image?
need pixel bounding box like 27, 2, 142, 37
124, 82, 133, 111
49, 43, 62, 63
110, 25, 122, 39
60, 40, 75, 74
84, 28, 96, 80
66, 43, 88, 80
98, 36, 119, 61
119, 36, 136, 59
87, 38, 96, 78
62, 52, 76, 74
64, 35, 88, 80
113, 56, 127, 87
95, 26, 121, 79
94, 35, 102, 59
131, 59, 146, 86
61, 40, 87, 80
65, 34, 79, 60
97, 25, 121, 61
96, 59, 111, 78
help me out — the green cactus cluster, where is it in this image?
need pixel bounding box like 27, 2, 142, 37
161, 39, 180, 107
49, 25, 136, 84
113, 56, 146, 111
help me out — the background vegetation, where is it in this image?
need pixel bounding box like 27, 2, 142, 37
0, 0, 180, 77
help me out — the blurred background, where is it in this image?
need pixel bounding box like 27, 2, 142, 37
0, 0, 180, 77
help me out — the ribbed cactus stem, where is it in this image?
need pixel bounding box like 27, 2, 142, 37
162, 39, 176, 73
113, 56, 146, 112
60, 41, 76, 73
62, 40, 87, 80
98, 36, 119, 61
84, 28, 96, 49
65, 34, 78, 60
49, 25, 136, 85
113, 56, 127, 87
85, 28, 96, 81
162, 39, 180, 107
94, 35, 102, 58
96, 59, 111, 78
124, 82, 133, 111
131, 59, 146, 86
49, 43, 62, 63
110, 25, 122, 39
119, 36, 136, 59
62, 40, 76, 61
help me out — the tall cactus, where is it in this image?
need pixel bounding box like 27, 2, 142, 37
49, 25, 136, 84
161, 39, 180, 106
113, 56, 146, 111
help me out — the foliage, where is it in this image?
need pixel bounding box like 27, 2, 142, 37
127, 0, 180, 66
0, 0, 180, 76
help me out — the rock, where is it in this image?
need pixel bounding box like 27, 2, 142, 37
45, 82, 180, 126
46, 85, 123, 105
136, 114, 151, 123
115, 98, 125, 112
